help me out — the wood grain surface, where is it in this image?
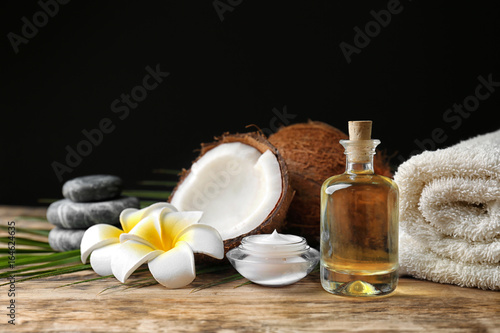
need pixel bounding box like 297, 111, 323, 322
1, 206, 499, 332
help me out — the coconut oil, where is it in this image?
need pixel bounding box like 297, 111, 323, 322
320, 121, 399, 296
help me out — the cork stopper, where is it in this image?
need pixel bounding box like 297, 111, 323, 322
342, 121, 378, 164
348, 121, 372, 141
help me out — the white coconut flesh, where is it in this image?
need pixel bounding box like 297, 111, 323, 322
171, 142, 282, 241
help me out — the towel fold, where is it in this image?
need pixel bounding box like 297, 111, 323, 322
395, 129, 500, 290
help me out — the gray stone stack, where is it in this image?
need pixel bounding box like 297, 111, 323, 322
46, 175, 140, 251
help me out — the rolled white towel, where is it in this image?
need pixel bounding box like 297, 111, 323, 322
395, 129, 500, 290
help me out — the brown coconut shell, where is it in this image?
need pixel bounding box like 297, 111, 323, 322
169, 132, 294, 255
268, 120, 393, 246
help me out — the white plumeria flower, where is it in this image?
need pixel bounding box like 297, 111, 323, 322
80, 202, 224, 288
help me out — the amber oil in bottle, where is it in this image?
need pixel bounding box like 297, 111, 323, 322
320, 121, 399, 296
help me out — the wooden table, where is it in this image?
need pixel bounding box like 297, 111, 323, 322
1, 206, 499, 332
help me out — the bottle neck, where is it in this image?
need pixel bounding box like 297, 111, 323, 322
346, 156, 375, 174
340, 139, 380, 175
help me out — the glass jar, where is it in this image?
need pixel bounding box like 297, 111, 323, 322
227, 230, 320, 286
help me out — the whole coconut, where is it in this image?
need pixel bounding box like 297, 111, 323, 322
268, 120, 393, 246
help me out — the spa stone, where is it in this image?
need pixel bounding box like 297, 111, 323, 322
48, 227, 86, 252
47, 196, 139, 229
62, 175, 123, 202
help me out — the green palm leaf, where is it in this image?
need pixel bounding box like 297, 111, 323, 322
136, 180, 178, 187
0, 249, 80, 269
0, 236, 52, 249
122, 190, 171, 200
0, 225, 51, 237
190, 273, 245, 293
0, 264, 92, 286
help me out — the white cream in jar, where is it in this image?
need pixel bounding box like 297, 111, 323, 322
226, 230, 319, 286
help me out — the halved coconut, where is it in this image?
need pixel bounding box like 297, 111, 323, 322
170, 132, 294, 253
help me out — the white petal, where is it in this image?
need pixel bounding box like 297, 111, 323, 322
174, 224, 224, 259
120, 216, 163, 249
80, 224, 122, 264
120, 202, 177, 233
148, 241, 196, 288
89, 243, 121, 276
111, 240, 163, 283
159, 211, 204, 248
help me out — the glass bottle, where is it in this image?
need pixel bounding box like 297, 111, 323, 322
320, 121, 399, 296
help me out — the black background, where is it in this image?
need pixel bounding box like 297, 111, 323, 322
2, 1, 499, 206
